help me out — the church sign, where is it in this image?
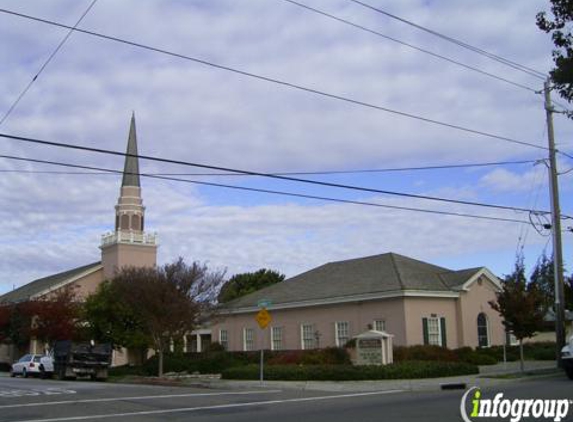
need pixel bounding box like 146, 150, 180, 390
354, 330, 394, 366
357, 338, 383, 365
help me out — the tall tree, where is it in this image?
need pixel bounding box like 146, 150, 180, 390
85, 258, 224, 376
537, 1, 573, 111
490, 258, 546, 371
530, 253, 573, 311
0, 286, 81, 355
83, 281, 150, 363
217, 269, 285, 303
30, 285, 82, 347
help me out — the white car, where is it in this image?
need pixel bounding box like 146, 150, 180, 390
10, 354, 54, 378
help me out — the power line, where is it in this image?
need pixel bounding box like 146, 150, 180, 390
0, 158, 540, 177
0, 153, 531, 224
0, 0, 98, 126
0, 8, 549, 152
348, 0, 547, 80
0, 132, 556, 216
283, 0, 538, 93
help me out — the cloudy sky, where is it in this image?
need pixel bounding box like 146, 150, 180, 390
0, 0, 572, 295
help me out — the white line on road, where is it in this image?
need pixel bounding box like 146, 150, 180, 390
10, 390, 405, 422
0, 390, 282, 409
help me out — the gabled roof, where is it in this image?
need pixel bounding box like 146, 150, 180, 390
439, 267, 484, 289
0, 262, 102, 304
224, 253, 491, 310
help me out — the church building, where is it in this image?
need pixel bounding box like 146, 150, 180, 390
0, 115, 157, 364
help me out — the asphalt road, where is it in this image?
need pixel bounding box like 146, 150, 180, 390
0, 375, 571, 422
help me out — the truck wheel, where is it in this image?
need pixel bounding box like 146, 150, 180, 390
565, 365, 573, 380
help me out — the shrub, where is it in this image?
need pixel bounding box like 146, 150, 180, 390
524, 342, 557, 360
461, 353, 498, 366
108, 365, 146, 377
0, 362, 11, 372
222, 361, 478, 381
393, 345, 459, 362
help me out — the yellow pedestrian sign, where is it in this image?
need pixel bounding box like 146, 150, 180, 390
256, 308, 271, 329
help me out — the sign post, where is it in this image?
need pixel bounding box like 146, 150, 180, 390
255, 306, 271, 385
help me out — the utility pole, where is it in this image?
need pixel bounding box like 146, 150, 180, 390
544, 79, 566, 365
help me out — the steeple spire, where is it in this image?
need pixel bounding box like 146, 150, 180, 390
122, 113, 141, 187
100, 115, 158, 280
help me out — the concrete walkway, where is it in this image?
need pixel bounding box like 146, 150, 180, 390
179, 360, 560, 393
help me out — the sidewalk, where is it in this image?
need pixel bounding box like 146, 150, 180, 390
178, 361, 560, 393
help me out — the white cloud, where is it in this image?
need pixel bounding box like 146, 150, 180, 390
0, 0, 569, 294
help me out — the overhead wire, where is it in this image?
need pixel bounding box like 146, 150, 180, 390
348, 0, 547, 80
0, 132, 557, 216
0, 158, 541, 177
282, 0, 538, 93
0, 7, 550, 152
0, 153, 531, 225
0, 0, 99, 126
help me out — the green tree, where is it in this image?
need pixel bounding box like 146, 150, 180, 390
530, 253, 573, 311
83, 281, 150, 363
217, 269, 285, 303
489, 258, 546, 372
537, 1, 573, 110
85, 258, 224, 376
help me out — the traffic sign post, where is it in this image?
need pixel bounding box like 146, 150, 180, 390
256, 307, 272, 385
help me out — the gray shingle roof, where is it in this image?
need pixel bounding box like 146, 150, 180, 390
224, 253, 484, 309
0, 262, 101, 304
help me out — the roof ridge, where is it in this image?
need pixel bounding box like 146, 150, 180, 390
388, 253, 406, 290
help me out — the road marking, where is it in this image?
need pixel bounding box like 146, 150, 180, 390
0, 390, 282, 409
0, 388, 76, 398
11, 390, 405, 422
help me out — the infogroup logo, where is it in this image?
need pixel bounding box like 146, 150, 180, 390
460, 387, 571, 422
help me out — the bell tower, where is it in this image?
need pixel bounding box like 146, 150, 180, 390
100, 114, 158, 279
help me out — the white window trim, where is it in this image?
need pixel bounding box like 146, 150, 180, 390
477, 313, 490, 348
335, 321, 350, 347
300, 323, 314, 350
271, 326, 283, 351
219, 329, 228, 349
243, 328, 254, 352
427, 317, 442, 346
373, 319, 386, 332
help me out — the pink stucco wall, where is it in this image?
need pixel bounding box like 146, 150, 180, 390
212, 298, 407, 351
101, 243, 157, 279
213, 274, 506, 351
402, 296, 459, 347
457, 276, 505, 348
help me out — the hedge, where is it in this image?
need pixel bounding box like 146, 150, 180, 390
222, 361, 478, 381
392, 343, 557, 366
110, 347, 352, 377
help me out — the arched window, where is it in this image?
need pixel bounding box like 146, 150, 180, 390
477, 313, 489, 348
132, 215, 141, 231
120, 214, 130, 230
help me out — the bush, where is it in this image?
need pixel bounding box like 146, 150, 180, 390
394, 345, 459, 362
135, 348, 351, 376
222, 361, 478, 381
108, 365, 147, 377
524, 342, 557, 360
0, 362, 11, 372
